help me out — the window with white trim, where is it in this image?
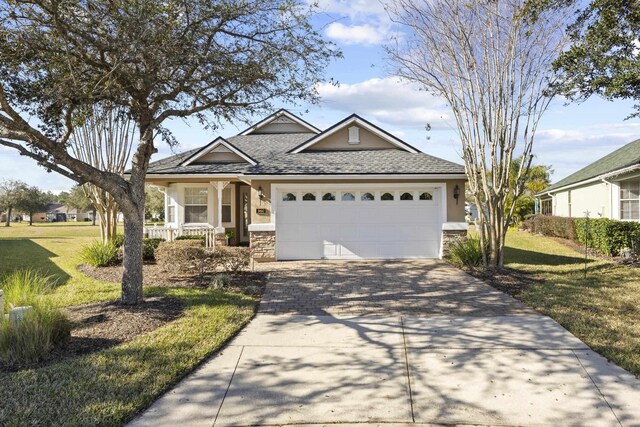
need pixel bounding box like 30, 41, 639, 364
400, 192, 413, 201
322, 192, 336, 201
222, 187, 232, 222
184, 187, 208, 223
361, 192, 374, 201
381, 192, 394, 201
620, 180, 639, 220
302, 192, 316, 201
419, 192, 433, 200
282, 192, 296, 201
167, 205, 176, 223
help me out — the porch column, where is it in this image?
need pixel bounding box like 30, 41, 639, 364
211, 181, 229, 234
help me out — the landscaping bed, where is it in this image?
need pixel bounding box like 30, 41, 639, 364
79, 263, 268, 298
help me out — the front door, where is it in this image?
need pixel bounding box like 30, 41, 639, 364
239, 185, 251, 243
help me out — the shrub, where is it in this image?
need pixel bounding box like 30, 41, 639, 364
210, 273, 231, 290
526, 215, 577, 240
155, 240, 212, 274
214, 247, 252, 274
142, 238, 165, 261
175, 235, 206, 243
0, 305, 71, 368
1, 270, 52, 314
575, 218, 640, 256
113, 234, 125, 248
80, 241, 120, 267
448, 236, 485, 268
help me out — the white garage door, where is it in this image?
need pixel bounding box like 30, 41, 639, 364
275, 185, 444, 260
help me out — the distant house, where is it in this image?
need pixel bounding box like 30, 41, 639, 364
537, 138, 640, 221
27, 204, 95, 223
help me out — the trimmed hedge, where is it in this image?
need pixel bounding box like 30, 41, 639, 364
143, 238, 165, 261
175, 235, 206, 242
575, 218, 640, 256
524, 215, 577, 241
525, 215, 640, 257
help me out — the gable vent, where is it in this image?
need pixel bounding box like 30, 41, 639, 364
348, 126, 360, 144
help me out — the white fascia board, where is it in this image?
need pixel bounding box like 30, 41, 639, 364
242, 174, 467, 180
181, 138, 257, 166
291, 117, 419, 154
240, 110, 320, 135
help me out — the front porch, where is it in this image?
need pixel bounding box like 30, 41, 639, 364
147, 180, 258, 248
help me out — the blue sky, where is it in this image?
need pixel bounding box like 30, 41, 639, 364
1, 0, 638, 193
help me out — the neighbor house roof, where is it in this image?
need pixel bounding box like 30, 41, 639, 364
145, 113, 466, 177
543, 138, 640, 193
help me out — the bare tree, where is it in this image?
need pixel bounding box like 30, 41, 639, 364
70, 105, 135, 243
385, 0, 568, 268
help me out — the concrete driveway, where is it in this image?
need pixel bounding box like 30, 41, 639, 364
131, 261, 640, 427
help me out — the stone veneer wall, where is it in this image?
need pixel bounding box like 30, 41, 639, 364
441, 229, 467, 257
250, 230, 276, 261
214, 232, 227, 247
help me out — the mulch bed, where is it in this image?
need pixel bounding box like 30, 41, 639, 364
468, 267, 544, 298
78, 263, 268, 298
2, 296, 183, 372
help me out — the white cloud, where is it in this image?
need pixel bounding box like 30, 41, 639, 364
311, 0, 388, 20
317, 77, 451, 128
325, 22, 384, 45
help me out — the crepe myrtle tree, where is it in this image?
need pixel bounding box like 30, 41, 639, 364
0, 0, 339, 304
385, 0, 569, 268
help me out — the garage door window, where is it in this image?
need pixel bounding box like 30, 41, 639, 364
361, 192, 374, 201
419, 192, 433, 200
341, 192, 355, 201
381, 192, 394, 201
322, 192, 336, 201
400, 192, 413, 201
302, 192, 316, 201
282, 192, 296, 201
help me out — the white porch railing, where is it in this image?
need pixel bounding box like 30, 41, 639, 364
145, 225, 217, 248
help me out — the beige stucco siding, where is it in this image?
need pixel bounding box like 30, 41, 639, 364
305, 127, 397, 151
250, 179, 466, 224
551, 181, 610, 218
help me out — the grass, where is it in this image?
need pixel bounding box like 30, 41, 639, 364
0, 222, 121, 306
505, 230, 640, 377
0, 222, 256, 425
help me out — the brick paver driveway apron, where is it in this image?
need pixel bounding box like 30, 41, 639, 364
131, 260, 640, 427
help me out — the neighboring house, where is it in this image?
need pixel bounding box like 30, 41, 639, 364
537, 138, 640, 221
144, 110, 468, 261
27, 204, 95, 223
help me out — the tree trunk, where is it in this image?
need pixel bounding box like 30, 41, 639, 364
92, 208, 97, 226
5, 206, 11, 227
121, 203, 145, 305
29, 210, 33, 226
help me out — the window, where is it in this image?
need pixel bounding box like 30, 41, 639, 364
167, 205, 176, 223
282, 192, 296, 201
222, 187, 232, 223
302, 192, 316, 201
620, 180, 640, 220
361, 192, 374, 201
341, 192, 355, 201
184, 187, 208, 223
541, 199, 552, 216
400, 192, 413, 201
419, 192, 433, 200
381, 192, 394, 201
322, 192, 336, 201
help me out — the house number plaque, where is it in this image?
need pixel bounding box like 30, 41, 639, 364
256, 208, 268, 215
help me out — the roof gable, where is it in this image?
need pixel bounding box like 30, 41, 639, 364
289, 114, 420, 154
180, 137, 257, 166
240, 109, 320, 135
545, 138, 640, 192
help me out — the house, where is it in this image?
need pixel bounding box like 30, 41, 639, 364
537, 138, 640, 221
26, 204, 95, 223
144, 110, 468, 261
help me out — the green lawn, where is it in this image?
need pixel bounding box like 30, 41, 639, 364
505, 231, 640, 377
0, 223, 256, 425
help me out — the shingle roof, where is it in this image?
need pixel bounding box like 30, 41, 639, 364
147, 133, 466, 176
545, 138, 640, 192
